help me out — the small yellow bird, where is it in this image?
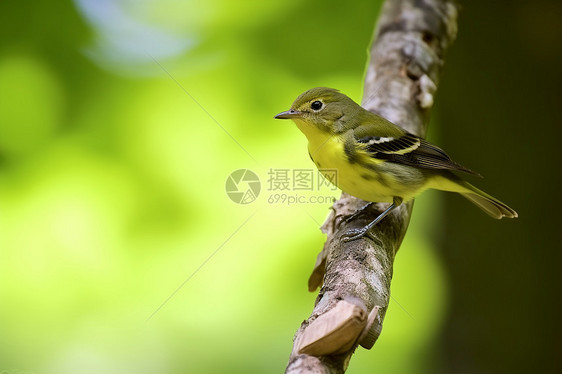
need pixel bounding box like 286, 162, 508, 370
275, 87, 517, 240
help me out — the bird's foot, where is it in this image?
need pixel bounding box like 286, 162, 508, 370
340, 227, 370, 242
340, 199, 401, 242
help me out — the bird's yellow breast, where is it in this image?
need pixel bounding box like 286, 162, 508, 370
304, 128, 402, 203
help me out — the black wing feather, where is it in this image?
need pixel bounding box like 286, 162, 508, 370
358, 132, 420, 154
358, 132, 480, 176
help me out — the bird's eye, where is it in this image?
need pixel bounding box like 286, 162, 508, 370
310, 101, 323, 111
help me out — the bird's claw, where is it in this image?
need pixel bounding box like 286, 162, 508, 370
340, 228, 370, 242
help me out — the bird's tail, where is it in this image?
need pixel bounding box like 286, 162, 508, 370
431, 173, 518, 219
460, 186, 518, 219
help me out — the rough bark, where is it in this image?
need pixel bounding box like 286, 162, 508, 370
285, 1, 459, 373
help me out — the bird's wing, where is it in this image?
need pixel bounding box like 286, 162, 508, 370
352, 117, 421, 154
358, 131, 421, 155
354, 124, 480, 176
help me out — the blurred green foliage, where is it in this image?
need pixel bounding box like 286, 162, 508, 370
1, 0, 560, 373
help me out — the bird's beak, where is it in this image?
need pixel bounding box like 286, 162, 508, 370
274, 109, 302, 119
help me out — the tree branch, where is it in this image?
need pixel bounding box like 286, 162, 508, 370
286, 1, 458, 372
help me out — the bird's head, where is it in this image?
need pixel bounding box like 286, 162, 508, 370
274, 87, 362, 135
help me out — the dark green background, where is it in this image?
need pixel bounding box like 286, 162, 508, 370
0, 1, 560, 373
